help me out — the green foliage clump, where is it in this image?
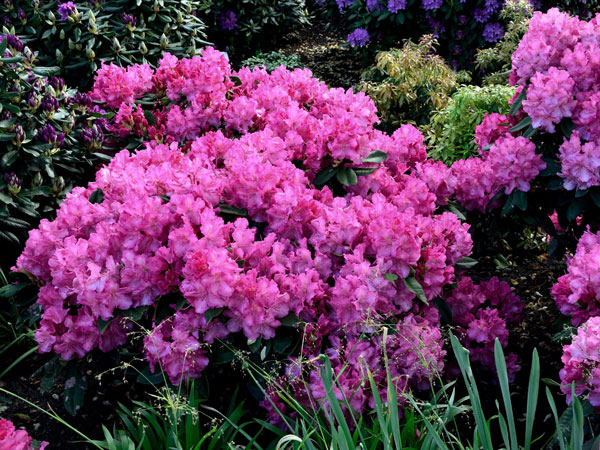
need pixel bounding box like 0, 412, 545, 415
475, 0, 533, 85
0, 38, 108, 250
240, 51, 304, 72
357, 35, 471, 129
426, 84, 516, 163
1, 0, 209, 88
200, 0, 310, 54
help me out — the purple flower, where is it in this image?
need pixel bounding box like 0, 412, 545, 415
474, 8, 491, 22
455, 29, 466, 40
427, 17, 445, 37
4, 172, 21, 195
387, 0, 406, 12
422, 0, 443, 10
58, 1, 77, 20
482, 22, 504, 42
336, 0, 353, 9
72, 92, 93, 111
12, 124, 25, 147
347, 28, 370, 47
49, 76, 65, 92
81, 123, 104, 150
217, 10, 237, 31
121, 12, 136, 28
36, 124, 65, 148
41, 94, 60, 115
366, 0, 383, 10
17, 8, 27, 23
458, 14, 468, 25
6, 34, 23, 52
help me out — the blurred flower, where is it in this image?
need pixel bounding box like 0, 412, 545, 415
347, 28, 370, 47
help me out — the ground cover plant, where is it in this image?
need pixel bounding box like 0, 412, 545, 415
3, 4, 600, 450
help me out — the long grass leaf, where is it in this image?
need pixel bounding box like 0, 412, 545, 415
524, 349, 540, 450
493, 339, 518, 450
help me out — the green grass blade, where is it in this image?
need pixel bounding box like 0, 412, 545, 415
524, 348, 540, 450
450, 334, 493, 450
545, 387, 566, 450
493, 339, 518, 450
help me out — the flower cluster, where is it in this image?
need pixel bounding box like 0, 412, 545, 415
559, 316, 600, 406
443, 276, 523, 380
262, 313, 446, 422
509, 8, 600, 189
449, 133, 545, 212
16, 49, 473, 405
0, 418, 48, 450
552, 229, 600, 326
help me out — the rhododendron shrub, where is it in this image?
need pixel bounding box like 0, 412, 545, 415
15, 48, 478, 417
447, 9, 600, 257
442, 276, 523, 381
0, 418, 48, 450
559, 316, 600, 406
552, 229, 600, 326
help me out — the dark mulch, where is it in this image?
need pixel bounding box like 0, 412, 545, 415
274, 17, 365, 90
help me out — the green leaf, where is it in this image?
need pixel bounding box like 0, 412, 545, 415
32, 66, 61, 76
523, 126, 537, 139
509, 88, 526, 116
0, 38, 6, 54
230, 75, 243, 87
567, 197, 587, 221
0, 133, 15, 142
313, 166, 338, 185
403, 274, 427, 303
0, 150, 17, 168
509, 116, 532, 133
590, 189, 600, 208
64, 365, 87, 416
361, 150, 388, 164
384, 273, 398, 282
559, 118, 575, 139
336, 167, 358, 186
218, 203, 248, 216
97, 318, 112, 334
0, 283, 26, 298
432, 297, 453, 325
121, 306, 148, 322
455, 256, 478, 269
204, 307, 224, 323
89, 188, 104, 204
279, 313, 298, 327
353, 167, 377, 176
512, 190, 528, 211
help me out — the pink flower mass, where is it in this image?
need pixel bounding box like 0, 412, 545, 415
15, 47, 535, 418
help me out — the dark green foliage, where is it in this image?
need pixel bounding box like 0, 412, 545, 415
1, 0, 210, 88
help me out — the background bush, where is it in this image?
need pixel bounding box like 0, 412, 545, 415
240, 51, 304, 72
425, 84, 515, 163
199, 0, 310, 58
0, 36, 108, 258
1, 0, 209, 88
316, 0, 516, 69
357, 35, 470, 129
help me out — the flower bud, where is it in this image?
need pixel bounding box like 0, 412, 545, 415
140, 41, 148, 55
31, 172, 43, 187
52, 176, 65, 195
4, 173, 21, 196
160, 33, 168, 49
11, 124, 25, 147
153, 0, 160, 12
60, 29, 66, 40
176, 10, 183, 24
86, 47, 95, 60
112, 37, 121, 53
